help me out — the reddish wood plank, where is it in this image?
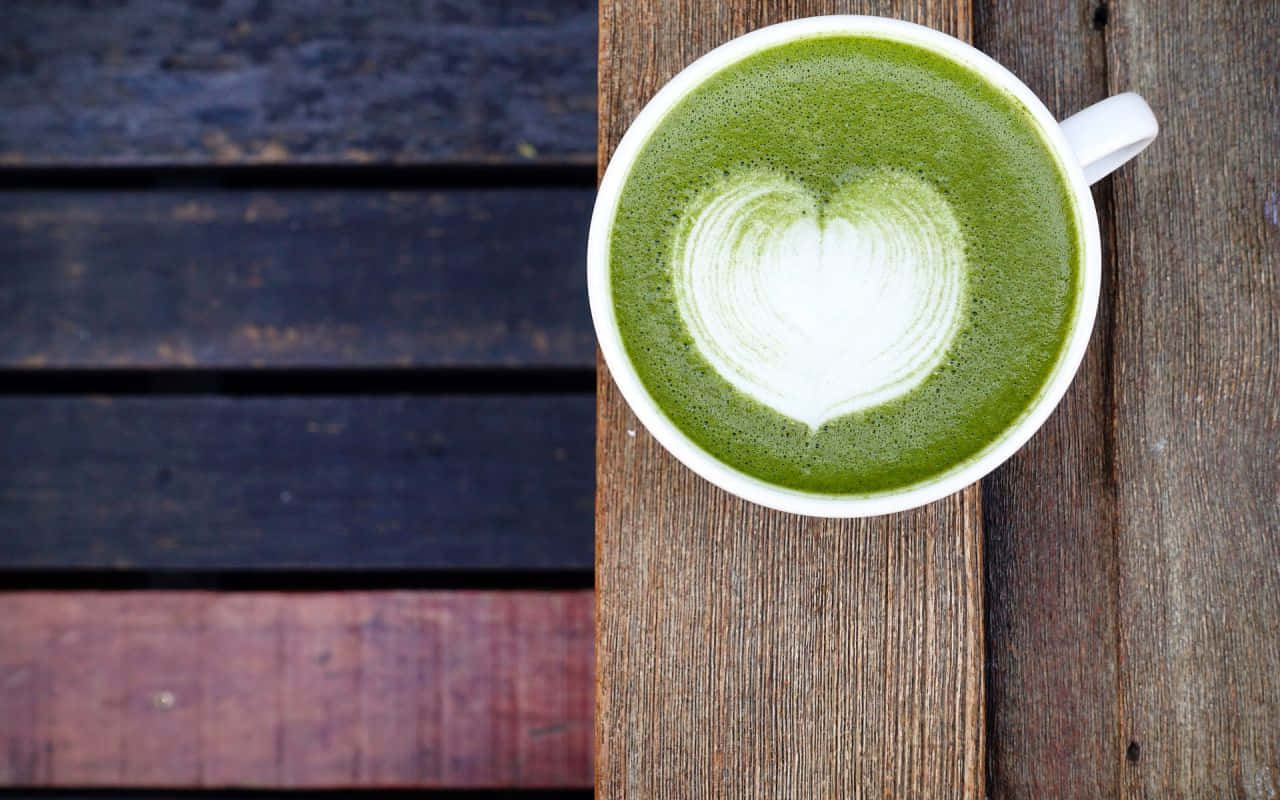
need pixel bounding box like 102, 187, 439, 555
595, 2, 982, 798
0, 592, 593, 788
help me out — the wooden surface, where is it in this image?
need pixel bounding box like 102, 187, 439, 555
0, 189, 594, 367
595, 2, 983, 798
0, 795, 579, 800
978, 0, 1280, 796
0, 1, 601, 794
974, 1, 1121, 797
0, 0, 595, 166
0, 395, 592, 569
1105, 0, 1280, 795
2, 0, 1278, 794
0, 591, 593, 787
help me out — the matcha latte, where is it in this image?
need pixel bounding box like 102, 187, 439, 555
607, 33, 1083, 496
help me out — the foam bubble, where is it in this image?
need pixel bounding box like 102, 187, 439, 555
672, 169, 967, 430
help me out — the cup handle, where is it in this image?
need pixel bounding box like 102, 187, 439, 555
1059, 92, 1159, 185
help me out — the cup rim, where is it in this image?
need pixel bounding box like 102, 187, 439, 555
587, 14, 1101, 517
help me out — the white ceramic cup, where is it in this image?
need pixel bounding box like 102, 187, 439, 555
587, 15, 1157, 517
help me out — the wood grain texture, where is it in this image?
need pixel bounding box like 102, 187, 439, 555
973, 2, 1121, 797
0, 189, 593, 368
595, 2, 982, 797
0, 795, 588, 800
0, 591, 593, 787
1106, 1, 1280, 796
0, 0, 594, 166
0, 395, 592, 569
0, 795, 590, 800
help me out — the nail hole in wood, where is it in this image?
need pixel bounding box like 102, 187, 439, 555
1126, 740, 1141, 762
1092, 3, 1110, 30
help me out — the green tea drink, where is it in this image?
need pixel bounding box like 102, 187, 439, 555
608, 34, 1082, 494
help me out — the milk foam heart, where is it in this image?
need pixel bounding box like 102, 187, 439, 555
672, 170, 967, 430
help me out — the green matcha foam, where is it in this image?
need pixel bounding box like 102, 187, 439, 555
610, 34, 1082, 494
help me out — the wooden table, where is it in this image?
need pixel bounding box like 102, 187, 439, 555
0, 0, 1274, 797
596, 1, 1278, 798
0, 1, 598, 793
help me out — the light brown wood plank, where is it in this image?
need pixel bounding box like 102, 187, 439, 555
0, 592, 593, 788
973, 1, 1122, 796
1105, 1, 1280, 796
595, 2, 982, 797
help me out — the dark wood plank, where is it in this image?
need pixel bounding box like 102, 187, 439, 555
0, 0, 595, 166
973, 2, 1121, 797
595, 2, 982, 798
0, 189, 594, 367
0, 591, 593, 787
1105, 1, 1280, 795
0, 395, 593, 569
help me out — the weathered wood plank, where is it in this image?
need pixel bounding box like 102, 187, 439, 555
0, 795, 589, 800
595, 2, 982, 798
1106, 1, 1280, 796
0, 189, 594, 367
0, 591, 593, 787
0, 395, 593, 569
974, 2, 1121, 797
0, 0, 595, 166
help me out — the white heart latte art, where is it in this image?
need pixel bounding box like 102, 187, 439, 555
672, 170, 968, 430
